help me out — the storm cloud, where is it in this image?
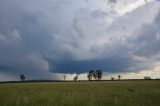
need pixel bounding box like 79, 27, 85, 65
0, 0, 160, 80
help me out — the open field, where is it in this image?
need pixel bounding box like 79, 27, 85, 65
0, 80, 160, 106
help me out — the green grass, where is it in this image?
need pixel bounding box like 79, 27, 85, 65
0, 81, 160, 106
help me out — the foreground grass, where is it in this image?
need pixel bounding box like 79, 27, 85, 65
0, 81, 160, 106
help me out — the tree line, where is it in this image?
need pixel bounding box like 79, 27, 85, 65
19, 71, 153, 81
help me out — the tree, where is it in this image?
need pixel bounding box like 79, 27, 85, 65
74, 75, 78, 81
144, 76, 151, 80
20, 74, 26, 81
111, 77, 115, 81
118, 75, 121, 80
87, 74, 91, 81
93, 71, 98, 80
87, 69, 103, 81
87, 70, 94, 81
96, 69, 102, 80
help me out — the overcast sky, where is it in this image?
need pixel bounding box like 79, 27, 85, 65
0, 0, 160, 81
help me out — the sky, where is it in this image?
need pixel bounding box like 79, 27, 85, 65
0, 0, 160, 81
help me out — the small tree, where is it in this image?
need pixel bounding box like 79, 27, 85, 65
87, 70, 94, 81
93, 71, 98, 80
20, 74, 26, 81
96, 69, 102, 80
74, 75, 78, 81
111, 77, 115, 81
118, 75, 121, 80
87, 74, 91, 81
144, 76, 151, 80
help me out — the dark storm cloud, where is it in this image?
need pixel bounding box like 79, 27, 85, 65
0, 0, 56, 79
47, 55, 145, 73
0, 65, 8, 71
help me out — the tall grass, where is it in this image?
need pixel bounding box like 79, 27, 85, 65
0, 81, 160, 106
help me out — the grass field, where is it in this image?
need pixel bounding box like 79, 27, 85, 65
0, 80, 160, 106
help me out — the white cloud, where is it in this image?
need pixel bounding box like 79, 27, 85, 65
116, 0, 154, 15
104, 65, 160, 79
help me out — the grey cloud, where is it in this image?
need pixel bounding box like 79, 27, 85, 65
109, 0, 117, 4
91, 10, 109, 19
130, 10, 160, 57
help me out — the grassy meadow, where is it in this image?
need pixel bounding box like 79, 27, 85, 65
0, 80, 160, 106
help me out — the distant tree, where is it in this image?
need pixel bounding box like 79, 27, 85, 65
20, 74, 26, 81
144, 76, 151, 80
87, 70, 94, 81
118, 75, 121, 80
111, 77, 115, 81
96, 69, 102, 80
87, 74, 91, 81
63, 75, 66, 81
93, 71, 98, 80
74, 75, 78, 81
87, 69, 103, 81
